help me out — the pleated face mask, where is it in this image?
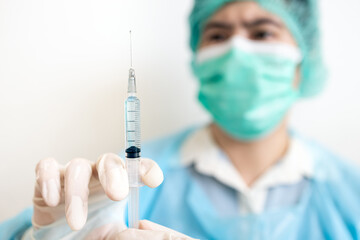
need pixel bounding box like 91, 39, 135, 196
192, 36, 302, 141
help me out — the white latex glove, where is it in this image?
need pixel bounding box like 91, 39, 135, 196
104, 220, 197, 240
26, 153, 163, 239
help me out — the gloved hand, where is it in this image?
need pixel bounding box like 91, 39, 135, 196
27, 153, 164, 239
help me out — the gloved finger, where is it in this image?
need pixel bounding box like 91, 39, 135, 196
139, 220, 196, 239
139, 158, 164, 188
35, 158, 61, 207
64, 158, 93, 231
96, 153, 129, 201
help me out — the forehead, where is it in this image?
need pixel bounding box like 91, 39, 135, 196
208, 1, 281, 23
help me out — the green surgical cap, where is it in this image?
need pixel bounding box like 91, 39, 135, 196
189, 0, 326, 97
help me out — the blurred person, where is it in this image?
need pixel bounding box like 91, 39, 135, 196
1, 0, 360, 239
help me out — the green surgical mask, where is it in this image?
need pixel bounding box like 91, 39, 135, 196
192, 37, 302, 141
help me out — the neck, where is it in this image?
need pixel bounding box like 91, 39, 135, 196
210, 121, 290, 187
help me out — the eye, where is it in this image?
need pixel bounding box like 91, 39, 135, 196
252, 30, 275, 40
207, 33, 229, 43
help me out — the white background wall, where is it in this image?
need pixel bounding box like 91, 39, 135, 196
0, 0, 359, 222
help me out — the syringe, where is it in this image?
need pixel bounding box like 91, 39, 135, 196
125, 31, 142, 229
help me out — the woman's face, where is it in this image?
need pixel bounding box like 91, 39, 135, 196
199, 1, 297, 49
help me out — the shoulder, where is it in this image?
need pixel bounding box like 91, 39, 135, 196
294, 132, 360, 210
294, 132, 360, 180
293, 132, 360, 230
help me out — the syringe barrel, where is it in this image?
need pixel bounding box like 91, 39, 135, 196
125, 96, 141, 154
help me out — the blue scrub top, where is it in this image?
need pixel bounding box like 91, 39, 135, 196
1, 127, 360, 240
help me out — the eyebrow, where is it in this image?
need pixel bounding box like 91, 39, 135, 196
203, 21, 234, 32
203, 17, 283, 32
243, 18, 283, 28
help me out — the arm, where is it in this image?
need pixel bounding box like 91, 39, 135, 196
0, 208, 32, 240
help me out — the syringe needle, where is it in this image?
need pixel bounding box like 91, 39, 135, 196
129, 30, 133, 68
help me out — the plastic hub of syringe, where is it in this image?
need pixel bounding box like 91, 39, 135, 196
128, 68, 136, 94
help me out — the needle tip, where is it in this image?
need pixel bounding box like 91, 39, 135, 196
129, 30, 133, 68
